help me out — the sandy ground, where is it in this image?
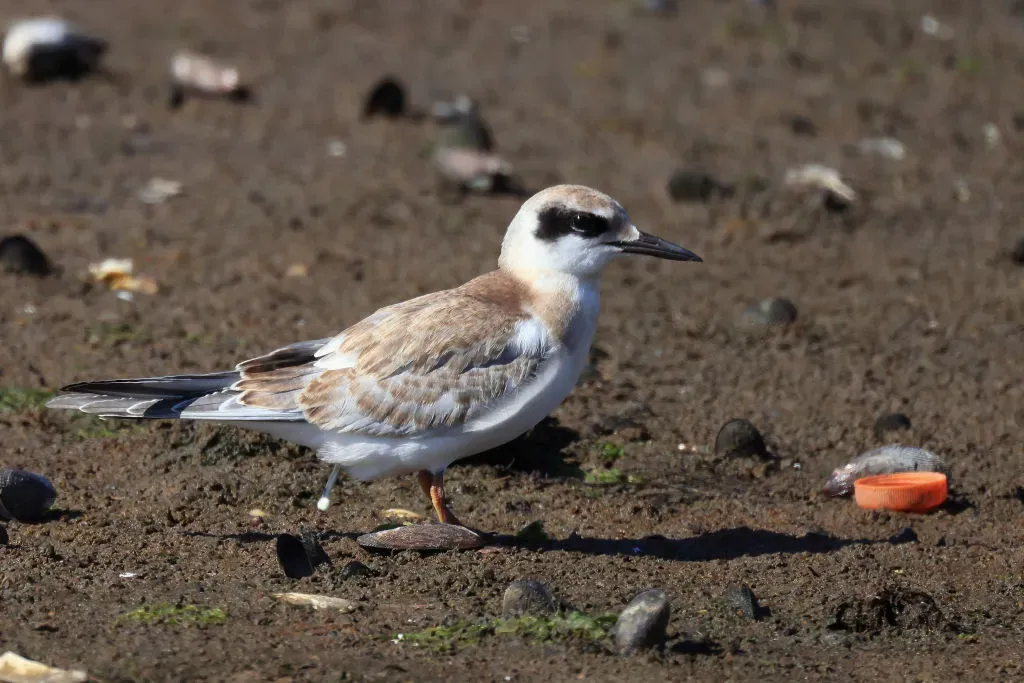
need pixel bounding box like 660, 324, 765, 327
1, 0, 1023, 681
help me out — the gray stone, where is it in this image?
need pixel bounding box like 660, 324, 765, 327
737, 297, 798, 329
714, 419, 768, 459
614, 588, 670, 653
0, 468, 56, 522
502, 580, 556, 617
725, 584, 764, 620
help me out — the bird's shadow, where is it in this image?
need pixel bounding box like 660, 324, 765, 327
488, 526, 870, 561
183, 526, 872, 563
457, 416, 583, 478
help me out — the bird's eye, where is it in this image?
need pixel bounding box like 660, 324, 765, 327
535, 207, 610, 241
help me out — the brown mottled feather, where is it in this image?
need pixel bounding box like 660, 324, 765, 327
232, 271, 554, 436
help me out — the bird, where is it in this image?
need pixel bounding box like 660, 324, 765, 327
47, 185, 702, 528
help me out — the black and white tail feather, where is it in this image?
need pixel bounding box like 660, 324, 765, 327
45, 338, 328, 423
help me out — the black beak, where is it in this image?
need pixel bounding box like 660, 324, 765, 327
610, 231, 702, 262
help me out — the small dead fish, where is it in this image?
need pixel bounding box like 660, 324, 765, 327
169, 51, 250, 108
2, 17, 107, 83
823, 445, 948, 497
784, 163, 856, 202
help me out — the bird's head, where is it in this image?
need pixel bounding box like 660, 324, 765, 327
498, 184, 701, 279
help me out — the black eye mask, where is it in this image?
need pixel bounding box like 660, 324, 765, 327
534, 207, 611, 242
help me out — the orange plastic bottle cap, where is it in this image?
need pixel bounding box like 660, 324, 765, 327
853, 472, 948, 513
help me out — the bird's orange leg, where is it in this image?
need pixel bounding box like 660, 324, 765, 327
417, 470, 461, 526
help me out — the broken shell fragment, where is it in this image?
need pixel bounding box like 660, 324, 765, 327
823, 445, 948, 497
0, 651, 87, 683
0, 468, 57, 523
357, 523, 485, 551
784, 163, 856, 203
380, 508, 425, 523
169, 51, 250, 108
2, 17, 107, 83
433, 147, 513, 192
272, 593, 357, 613
87, 258, 158, 295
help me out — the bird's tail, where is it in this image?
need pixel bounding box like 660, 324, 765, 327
46, 372, 239, 419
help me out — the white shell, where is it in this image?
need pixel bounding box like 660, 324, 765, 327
3, 17, 71, 73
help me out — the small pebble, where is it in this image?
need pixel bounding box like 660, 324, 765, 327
725, 584, 765, 620
666, 169, 724, 203
786, 115, 817, 137
0, 235, 51, 276
1010, 236, 1024, 265
737, 297, 798, 329
339, 560, 373, 580
637, 0, 678, 15
888, 527, 918, 544
362, 76, 406, 119
614, 588, 670, 654
357, 523, 484, 551
502, 579, 556, 617
857, 137, 906, 161
0, 468, 57, 522
874, 413, 912, 440
714, 419, 768, 459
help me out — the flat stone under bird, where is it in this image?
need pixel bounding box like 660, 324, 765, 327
48, 185, 702, 530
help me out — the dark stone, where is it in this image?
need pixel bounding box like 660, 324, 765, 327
275, 532, 329, 579
714, 419, 768, 459
737, 297, 798, 329
725, 584, 766, 620
0, 525, 7, 545
0, 469, 57, 522
502, 579, 556, 617
1011, 236, 1024, 264
362, 77, 406, 119
339, 560, 373, 580
614, 588, 671, 653
786, 114, 817, 137
888, 528, 918, 544
300, 532, 331, 569
874, 413, 912, 440
666, 169, 725, 203
0, 235, 51, 276
822, 190, 852, 213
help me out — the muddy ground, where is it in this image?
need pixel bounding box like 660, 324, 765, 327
1, 0, 1023, 681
